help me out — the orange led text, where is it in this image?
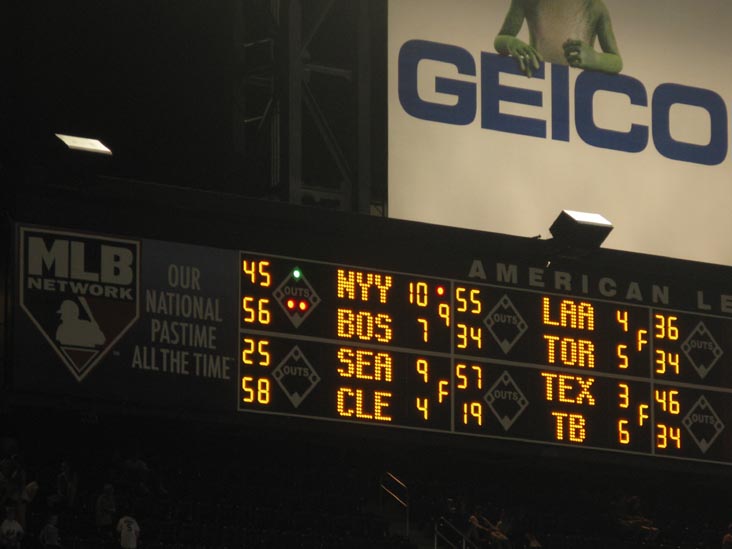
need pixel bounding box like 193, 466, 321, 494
337, 269, 393, 303
336, 387, 392, 422
337, 347, 393, 382
542, 297, 595, 330
541, 373, 596, 405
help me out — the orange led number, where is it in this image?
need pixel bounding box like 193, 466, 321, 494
416, 359, 429, 383
462, 402, 483, 426
616, 344, 628, 369
242, 259, 272, 287
456, 363, 483, 390
456, 324, 482, 349
616, 310, 629, 332
618, 419, 630, 444
456, 287, 481, 314
655, 350, 680, 375
416, 398, 429, 420
654, 389, 680, 415
656, 424, 681, 449
417, 318, 429, 342
654, 314, 679, 340
242, 297, 272, 325
241, 338, 271, 366
617, 383, 630, 409
241, 376, 271, 404
438, 304, 451, 327
408, 281, 429, 307
456, 364, 468, 389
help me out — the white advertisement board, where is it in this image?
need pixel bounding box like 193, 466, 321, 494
389, 0, 732, 265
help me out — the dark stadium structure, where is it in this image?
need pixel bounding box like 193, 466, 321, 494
3, 2, 732, 549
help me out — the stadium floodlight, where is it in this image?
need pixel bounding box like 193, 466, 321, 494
55, 133, 112, 156
549, 209, 613, 251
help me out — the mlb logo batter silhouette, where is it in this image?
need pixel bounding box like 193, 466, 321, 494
19, 227, 140, 382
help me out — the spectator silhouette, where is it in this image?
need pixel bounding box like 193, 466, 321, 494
616, 494, 659, 542
116, 511, 140, 549
49, 461, 78, 512
0, 506, 24, 549
723, 523, 732, 548
96, 483, 117, 539
38, 514, 62, 549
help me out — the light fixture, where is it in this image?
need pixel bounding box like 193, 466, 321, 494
55, 133, 112, 156
548, 209, 613, 252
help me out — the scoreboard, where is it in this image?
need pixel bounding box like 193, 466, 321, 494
237, 251, 732, 465
9, 194, 732, 467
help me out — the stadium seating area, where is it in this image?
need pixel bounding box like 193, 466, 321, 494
1, 407, 731, 548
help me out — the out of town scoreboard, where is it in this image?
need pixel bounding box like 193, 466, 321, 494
235, 250, 732, 463
10, 200, 732, 466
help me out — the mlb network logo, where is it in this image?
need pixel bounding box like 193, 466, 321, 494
19, 226, 140, 382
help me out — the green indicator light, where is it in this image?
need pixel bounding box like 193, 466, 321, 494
292, 268, 302, 280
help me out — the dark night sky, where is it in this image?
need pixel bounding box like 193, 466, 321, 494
3, 1, 386, 201
5, 1, 244, 191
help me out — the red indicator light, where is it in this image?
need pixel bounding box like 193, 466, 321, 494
437, 286, 445, 296
287, 299, 296, 310
299, 300, 309, 312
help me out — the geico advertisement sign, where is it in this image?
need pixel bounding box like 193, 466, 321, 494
399, 43, 726, 166
388, 0, 732, 266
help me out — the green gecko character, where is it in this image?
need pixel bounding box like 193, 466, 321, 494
494, 0, 622, 76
